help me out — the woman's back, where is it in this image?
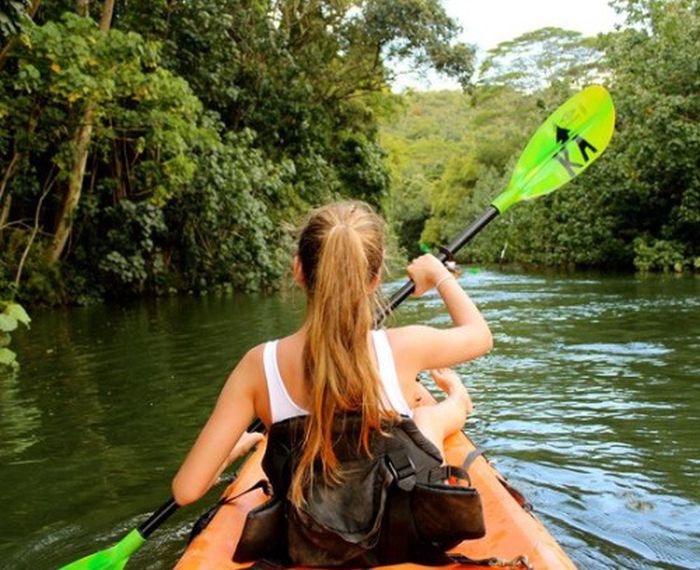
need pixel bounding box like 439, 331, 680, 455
172, 199, 492, 514
260, 329, 413, 426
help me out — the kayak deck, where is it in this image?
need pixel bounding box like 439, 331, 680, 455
176, 429, 576, 569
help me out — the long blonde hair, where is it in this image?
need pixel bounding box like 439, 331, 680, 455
291, 201, 390, 506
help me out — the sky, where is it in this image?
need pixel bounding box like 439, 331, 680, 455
392, 0, 622, 91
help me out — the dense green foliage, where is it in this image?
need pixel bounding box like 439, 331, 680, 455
383, 0, 700, 272
0, 0, 472, 308
1, 0, 697, 323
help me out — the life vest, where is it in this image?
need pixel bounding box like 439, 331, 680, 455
232, 414, 486, 567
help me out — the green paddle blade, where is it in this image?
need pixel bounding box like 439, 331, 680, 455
58, 529, 145, 570
492, 85, 615, 213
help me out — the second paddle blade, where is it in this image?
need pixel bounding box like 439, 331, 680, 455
58, 529, 145, 570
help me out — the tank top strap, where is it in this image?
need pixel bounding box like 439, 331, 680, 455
263, 340, 308, 424
371, 330, 413, 417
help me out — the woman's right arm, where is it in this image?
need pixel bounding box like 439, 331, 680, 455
171, 347, 261, 506
400, 254, 493, 371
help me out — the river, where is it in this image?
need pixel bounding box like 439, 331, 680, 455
1, 269, 698, 569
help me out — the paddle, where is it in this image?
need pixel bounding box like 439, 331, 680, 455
58, 421, 266, 570
378, 84, 615, 320
58, 85, 614, 570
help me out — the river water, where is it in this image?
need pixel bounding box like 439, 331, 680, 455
1, 270, 698, 569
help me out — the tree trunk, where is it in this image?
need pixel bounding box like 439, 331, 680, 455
46, 0, 115, 264
0, 150, 21, 205
46, 108, 95, 263
76, 0, 89, 17
0, 194, 11, 230
0, 149, 22, 235
99, 0, 114, 30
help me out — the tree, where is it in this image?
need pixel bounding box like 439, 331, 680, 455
0, 0, 41, 69
1, 10, 208, 300
1, 0, 478, 305
46, 0, 113, 264
602, 0, 700, 269
479, 27, 603, 92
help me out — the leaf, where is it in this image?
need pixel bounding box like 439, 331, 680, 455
50, 62, 62, 73
0, 332, 10, 347
26, 64, 40, 80
0, 348, 17, 367
0, 314, 18, 332
5, 303, 30, 327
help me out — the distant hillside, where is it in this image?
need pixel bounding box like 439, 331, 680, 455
380, 87, 543, 261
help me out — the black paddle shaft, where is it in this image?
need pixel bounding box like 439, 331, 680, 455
375, 205, 499, 324
138, 498, 179, 539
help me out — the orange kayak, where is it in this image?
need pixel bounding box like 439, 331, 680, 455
176, 428, 576, 570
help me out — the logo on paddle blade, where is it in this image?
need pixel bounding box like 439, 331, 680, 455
553, 124, 598, 177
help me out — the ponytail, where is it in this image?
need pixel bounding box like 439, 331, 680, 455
291, 202, 389, 506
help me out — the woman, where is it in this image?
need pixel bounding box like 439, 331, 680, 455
172, 201, 492, 532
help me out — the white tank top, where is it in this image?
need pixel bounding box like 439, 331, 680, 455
263, 329, 413, 424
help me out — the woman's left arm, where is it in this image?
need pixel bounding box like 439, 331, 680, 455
171, 347, 260, 506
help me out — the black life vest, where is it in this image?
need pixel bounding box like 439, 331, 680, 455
233, 414, 486, 567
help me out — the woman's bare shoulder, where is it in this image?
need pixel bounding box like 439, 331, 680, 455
224, 343, 266, 389
243, 342, 266, 362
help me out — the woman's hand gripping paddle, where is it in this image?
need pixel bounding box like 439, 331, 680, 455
379, 85, 615, 320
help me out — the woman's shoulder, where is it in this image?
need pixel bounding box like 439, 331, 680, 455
242, 342, 267, 362
228, 343, 267, 385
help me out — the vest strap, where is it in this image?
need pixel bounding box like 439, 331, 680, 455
426, 465, 471, 486
386, 450, 417, 491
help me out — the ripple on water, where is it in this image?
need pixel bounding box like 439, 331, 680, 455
504, 459, 700, 568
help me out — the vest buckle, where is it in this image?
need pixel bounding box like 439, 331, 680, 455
387, 451, 417, 491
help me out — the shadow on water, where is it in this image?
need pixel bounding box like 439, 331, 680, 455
1, 272, 698, 569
